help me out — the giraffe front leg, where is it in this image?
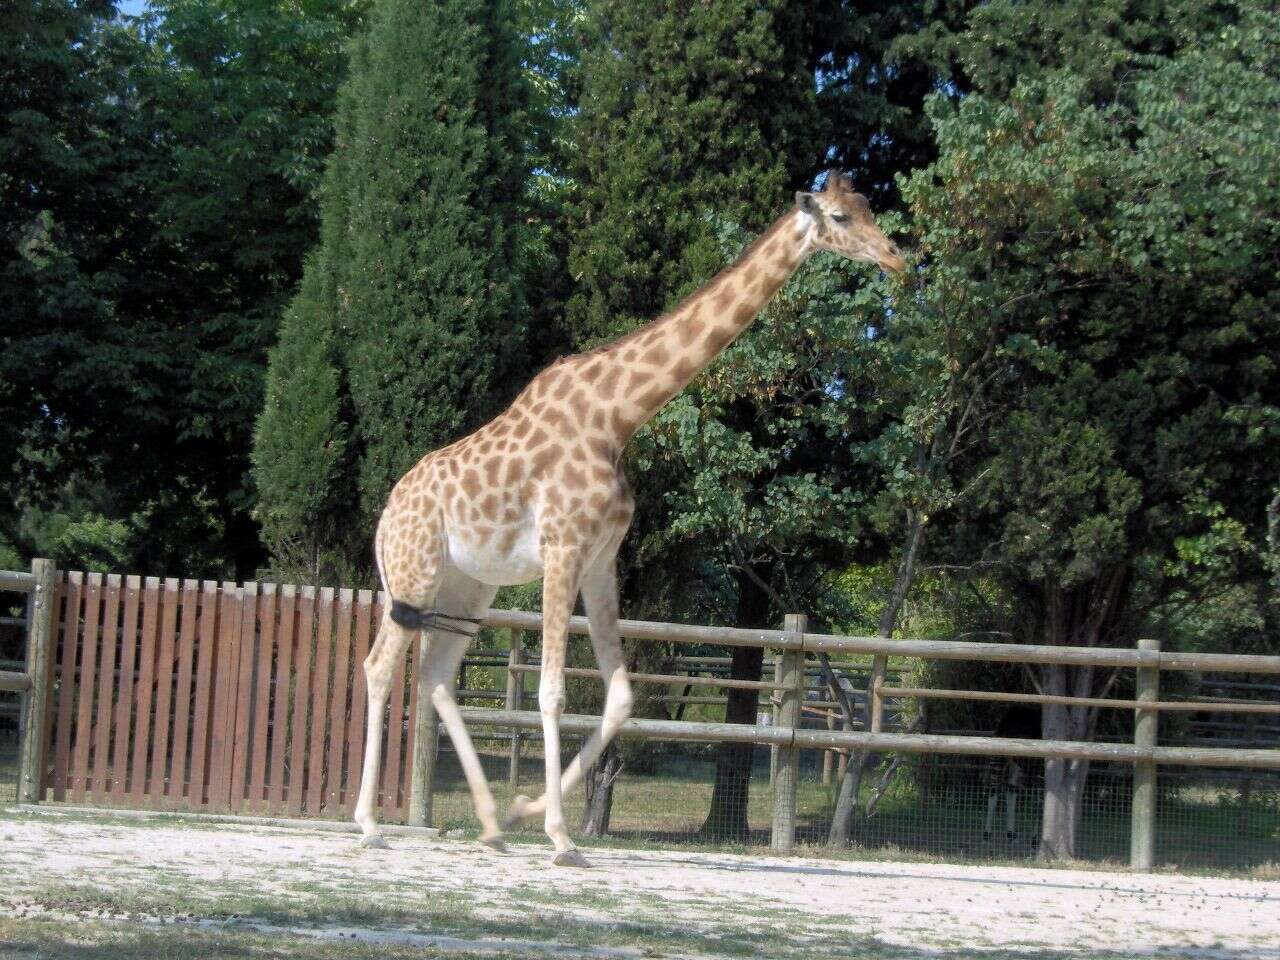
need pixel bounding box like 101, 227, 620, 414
355, 613, 416, 848
537, 542, 589, 867
506, 557, 632, 829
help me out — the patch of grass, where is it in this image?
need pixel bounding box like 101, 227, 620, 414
11, 881, 823, 960
0, 916, 527, 960
5, 913, 1156, 960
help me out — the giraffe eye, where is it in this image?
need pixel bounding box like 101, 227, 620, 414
831, 213, 850, 224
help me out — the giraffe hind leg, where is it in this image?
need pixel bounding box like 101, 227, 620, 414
356, 610, 423, 846
356, 509, 444, 847
420, 564, 504, 848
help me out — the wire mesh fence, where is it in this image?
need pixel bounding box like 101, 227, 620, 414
419, 726, 1279, 873
0, 692, 17, 806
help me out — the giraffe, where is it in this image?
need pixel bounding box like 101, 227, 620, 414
353, 170, 905, 867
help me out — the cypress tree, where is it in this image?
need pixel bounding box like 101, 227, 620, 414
567, 0, 824, 344
254, 0, 533, 579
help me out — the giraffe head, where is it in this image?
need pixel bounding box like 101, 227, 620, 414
796, 171, 906, 273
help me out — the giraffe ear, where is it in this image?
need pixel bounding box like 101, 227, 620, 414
795, 191, 818, 214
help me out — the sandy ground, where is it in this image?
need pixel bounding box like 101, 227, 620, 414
2, 809, 1278, 958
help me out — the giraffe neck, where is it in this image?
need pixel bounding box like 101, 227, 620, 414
595, 209, 812, 443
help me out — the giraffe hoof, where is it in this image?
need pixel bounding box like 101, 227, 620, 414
478, 832, 508, 854
360, 833, 390, 850
552, 847, 591, 869
503, 795, 534, 829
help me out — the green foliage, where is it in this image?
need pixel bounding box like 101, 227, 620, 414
567, 0, 832, 623
253, 0, 537, 579
251, 264, 355, 579
1, 0, 365, 577
567, 0, 824, 345
632, 218, 907, 621
892, 0, 1279, 648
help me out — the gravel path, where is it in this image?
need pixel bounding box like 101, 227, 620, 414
3, 809, 1278, 958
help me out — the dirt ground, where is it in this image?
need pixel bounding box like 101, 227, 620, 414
1, 808, 1278, 959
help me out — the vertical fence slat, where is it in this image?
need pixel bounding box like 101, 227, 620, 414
69, 572, 103, 803
325, 588, 354, 815
287, 586, 316, 817
305, 588, 335, 815
267, 584, 297, 814
128, 577, 162, 806
51, 571, 83, 801
382, 595, 409, 816
228, 583, 259, 810
110, 576, 142, 800
344, 589, 373, 816
90, 574, 122, 803
186, 581, 220, 809
247, 583, 277, 813
208, 582, 243, 811
166, 580, 199, 807
146, 578, 180, 802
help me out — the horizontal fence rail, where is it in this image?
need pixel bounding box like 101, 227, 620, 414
458, 711, 1280, 771
483, 608, 1280, 673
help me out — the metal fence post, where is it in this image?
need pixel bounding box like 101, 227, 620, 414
17, 558, 57, 804
408, 632, 439, 827
770, 613, 806, 852
506, 635, 523, 787
1131, 637, 1160, 871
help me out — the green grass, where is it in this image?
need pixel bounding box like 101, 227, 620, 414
424, 745, 1280, 875
0, 723, 17, 808
0, 885, 1210, 960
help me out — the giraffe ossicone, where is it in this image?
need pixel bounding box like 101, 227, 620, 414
352, 170, 905, 866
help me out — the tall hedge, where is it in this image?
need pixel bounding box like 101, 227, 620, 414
254, 0, 533, 580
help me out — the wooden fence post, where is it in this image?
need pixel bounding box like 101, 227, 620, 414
408, 632, 439, 827
17, 558, 56, 803
1130, 637, 1160, 871
869, 654, 887, 735
506, 635, 523, 787
770, 613, 806, 852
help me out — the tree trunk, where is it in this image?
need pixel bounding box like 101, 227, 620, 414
580, 741, 621, 836
1036, 575, 1120, 861
1038, 666, 1093, 861
829, 508, 926, 846
701, 567, 771, 840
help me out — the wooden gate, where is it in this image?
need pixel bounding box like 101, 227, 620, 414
44, 572, 413, 819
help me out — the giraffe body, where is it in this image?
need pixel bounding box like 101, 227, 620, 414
353, 171, 904, 865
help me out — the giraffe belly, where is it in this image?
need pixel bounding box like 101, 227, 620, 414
446, 522, 543, 586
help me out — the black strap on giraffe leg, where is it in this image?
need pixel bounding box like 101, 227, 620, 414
389, 599, 485, 637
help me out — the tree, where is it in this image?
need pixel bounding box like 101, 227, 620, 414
254, 0, 537, 580
1, 0, 367, 577
570, 0, 881, 839
892, 0, 1280, 857
0, 0, 183, 571
134, 0, 370, 573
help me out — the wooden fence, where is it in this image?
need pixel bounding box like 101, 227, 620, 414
3, 560, 1280, 871
1, 566, 419, 819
